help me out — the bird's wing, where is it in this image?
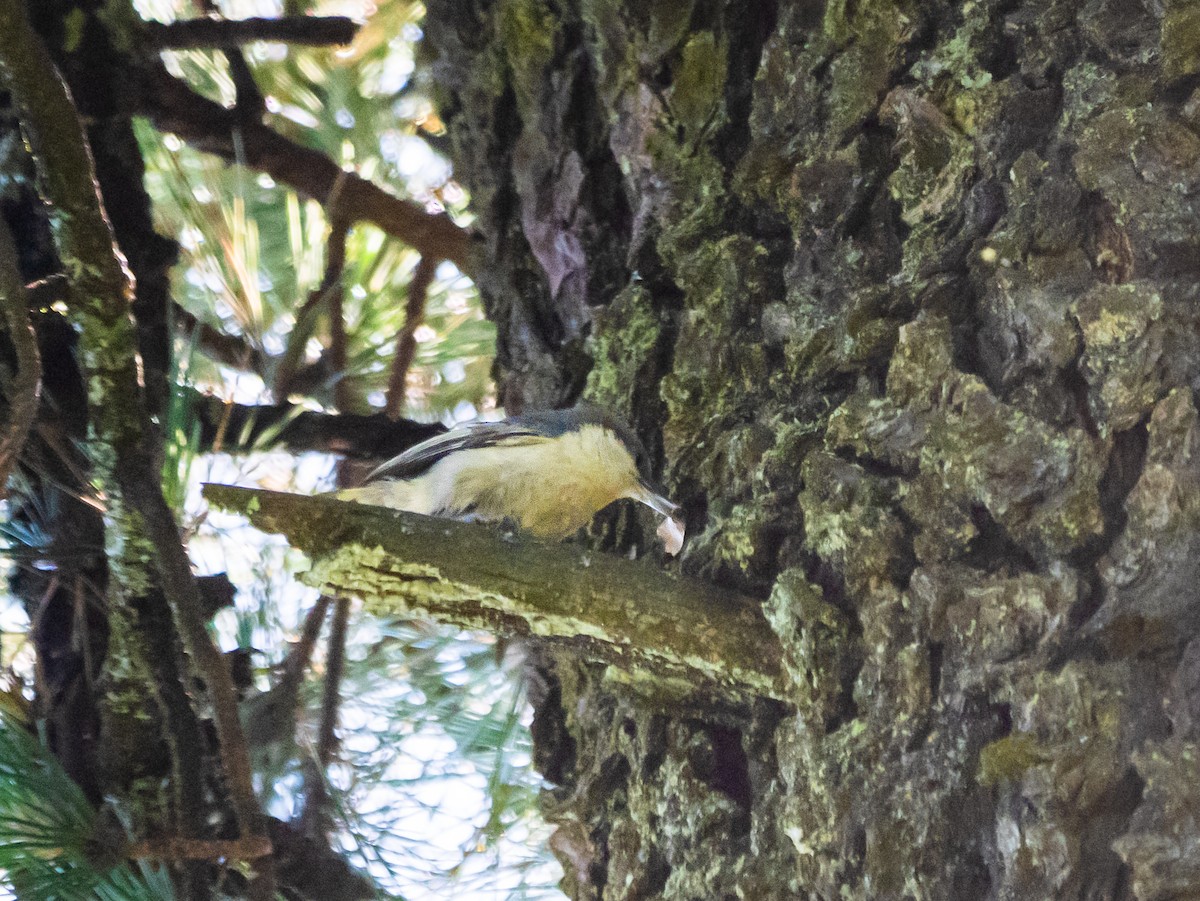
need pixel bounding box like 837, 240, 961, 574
364, 419, 549, 482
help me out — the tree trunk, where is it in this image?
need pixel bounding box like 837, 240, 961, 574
425, 0, 1200, 898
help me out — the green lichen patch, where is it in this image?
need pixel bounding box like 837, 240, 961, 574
884, 313, 958, 409
1072, 282, 1166, 433
973, 264, 1084, 408
1112, 637, 1200, 897
782, 281, 903, 382
913, 379, 1102, 560
974, 662, 1157, 897
1163, 0, 1200, 80
881, 88, 975, 230
689, 501, 772, 578
800, 451, 909, 594
498, 0, 559, 110
1072, 104, 1200, 265
1114, 740, 1200, 897
764, 568, 856, 718
627, 723, 749, 896
826, 395, 926, 473
909, 7, 993, 94
644, 129, 730, 265
822, 2, 916, 143
660, 237, 772, 452
585, 284, 663, 408
992, 661, 1132, 809
838, 315, 1104, 561
772, 679, 987, 901
910, 564, 1078, 671
977, 733, 1051, 785
668, 31, 728, 142
96, 603, 168, 795
759, 419, 825, 489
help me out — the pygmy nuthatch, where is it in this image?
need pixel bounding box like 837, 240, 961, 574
337, 406, 686, 554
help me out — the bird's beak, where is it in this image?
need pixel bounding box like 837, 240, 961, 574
631, 479, 680, 519
630, 479, 686, 556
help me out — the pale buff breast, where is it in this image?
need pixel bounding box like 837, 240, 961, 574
426, 424, 641, 537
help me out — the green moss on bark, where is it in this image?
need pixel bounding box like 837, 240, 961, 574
426, 0, 1200, 893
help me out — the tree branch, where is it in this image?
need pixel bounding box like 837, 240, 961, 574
172, 303, 338, 401
140, 65, 473, 273
146, 16, 359, 50
315, 597, 349, 769
278, 595, 330, 691
385, 255, 435, 419
274, 216, 349, 404
238, 597, 329, 771
0, 216, 41, 497
186, 0, 264, 124
181, 387, 445, 457
127, 834, 273, 861
226, 48, 265, 120
299, 594, 349, 837
174, 302, 269, 373
29, 287, 338, 400
327, 267, 349, 413
202, 485, 791, 704
0, 7, 271, 891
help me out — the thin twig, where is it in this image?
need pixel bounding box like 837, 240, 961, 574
174, 302, 267, 372
32, 278, 277, 385
227, 50, 265, 120
171, 302, 335, 398
320, 217, 349, 410
385, 255, 436, 419
183, 0, 267, 122
328, 273, 349, 413
280, 595, 331, 689
323, 183, 351, 406
317, 597, 349, 767
27, 281, 277, 387
0, 216, 41, 497
146, 16, 359, 49
299, 595, 348, 838
238, 597, 330, 767
273, 217, 350, 403
127, 834, 273, 861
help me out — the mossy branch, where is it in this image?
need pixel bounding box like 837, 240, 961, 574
0, 217, 41, 496
0, 2, 270, 885
202, 484, 791, 703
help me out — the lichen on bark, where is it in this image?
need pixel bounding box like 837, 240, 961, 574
424, 0, 1200, 896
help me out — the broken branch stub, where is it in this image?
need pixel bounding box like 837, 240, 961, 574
202, 484, 789, 703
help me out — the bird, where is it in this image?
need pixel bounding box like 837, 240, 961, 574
335, 405, 685, 553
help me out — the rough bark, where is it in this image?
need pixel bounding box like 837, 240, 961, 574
425, 0, 1200, 898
